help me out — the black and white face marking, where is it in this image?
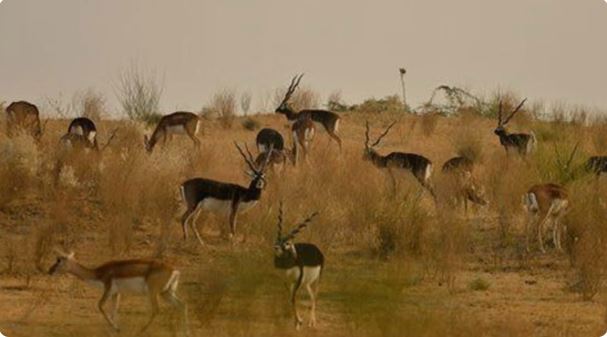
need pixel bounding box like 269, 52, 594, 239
494, 126, 505, 135
274, 240, 296, 258
255, 176, 266, 189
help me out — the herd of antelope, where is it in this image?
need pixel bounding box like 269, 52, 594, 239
4, 74, 607, 334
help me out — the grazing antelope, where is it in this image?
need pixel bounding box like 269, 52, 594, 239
5, 100, 42, 139
585, 156, 607, 176
275, 74, 342, 149
254, 149, 292, 174
54, 129, 118, 184
273, 202, 324, 329
67, 117, 98, 148
256, 128, 285, 152
364, 121, 435, 197
441, 156, 487, 211
179, 142, 272, 245
494, 98, 536, 155
144, 112, 201, 153
59, 127, 117, 154
48, 251, 189, 336
522, 183, 570, 253
291, 116, 316, 165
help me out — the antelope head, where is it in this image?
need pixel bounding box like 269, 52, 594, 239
273, 202, 319, 260
363, 121, 397, 161
235, 142, 272, 190
275, 74, 304, 114
48, 250, 75, 275
494, 98, 527, 136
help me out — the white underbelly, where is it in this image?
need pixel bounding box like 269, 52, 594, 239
285, 266, 322, 286
198, 198, 258, 215
112, 277, 149, 294
167, 125, 187, 135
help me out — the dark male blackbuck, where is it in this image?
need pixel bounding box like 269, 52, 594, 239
364, 121, 435, 197
275, 74, 342, 149
179, 142, 272, 245
441, 156, 487, 211
49, 251, 189, 336
144, 112, 201, 153
67, 117, 98, 148
522, 183, 570, 253
494, 98, 536, 155
5, 100, 42, 139
273, 202, 324, 330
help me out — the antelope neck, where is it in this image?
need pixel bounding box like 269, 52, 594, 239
67, 261, 98, 281
368, 149, 388, 167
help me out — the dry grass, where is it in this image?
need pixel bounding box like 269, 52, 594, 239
0, 109, 605, 337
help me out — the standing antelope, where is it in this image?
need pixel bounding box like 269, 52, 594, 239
273, 202, 324, 329
275, 74, 342, 149
5, 100, 42, 139
256, 128, 285, 152
48, 251, 189, 335
522, 183, 570, 253
144, 112, 201, 153
494, 98, 536, 155
179, 142, 272, 245
364, 121, 435, 197
291, 116, 316, 165
67, 117, 98, 148
441, 156, 487, 211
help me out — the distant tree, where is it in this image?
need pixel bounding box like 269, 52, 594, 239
116, 63, 163, 124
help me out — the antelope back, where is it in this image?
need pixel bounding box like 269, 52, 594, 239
256, 128, 285, 152
526, 183, 569, 213
6, 101, 41, 136
68, 117, 97, 144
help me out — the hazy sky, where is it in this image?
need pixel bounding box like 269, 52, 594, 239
1, 0, 606, 116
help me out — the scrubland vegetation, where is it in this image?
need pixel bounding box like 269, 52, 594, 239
1, 87, 607, 337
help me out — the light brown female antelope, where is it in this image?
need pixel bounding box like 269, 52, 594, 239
291, 116, 316, 165
48, 251, 189, 335
5, 100, 42, 139
522, 183, 570, 253
144, 112, 201, 153
254, 149, 292, 174
441, 156, 487, 212
275, 74, 342, 149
